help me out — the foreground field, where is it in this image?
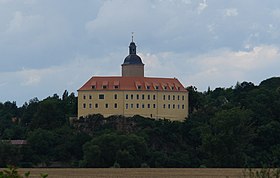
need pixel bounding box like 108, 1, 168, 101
11, 168, 245, 178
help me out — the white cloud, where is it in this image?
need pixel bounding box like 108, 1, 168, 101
271, 9, 280, 19
224, 8, 238, 17
1, 1, 280, 104
138, 45, 280, 91
197, 0, 207, 14
6, 11, 42, 33
187, 45, 280, 90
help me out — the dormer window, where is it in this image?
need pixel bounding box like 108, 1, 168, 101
102, 81, 108, 89
155, 86, 159, 90
91, 81, 96, 90
145, 82, 151, 90
114, 81, 120, 89
167, 83, 173, 90
135, 81, 142, 90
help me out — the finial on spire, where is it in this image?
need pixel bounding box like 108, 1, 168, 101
131, 32, 134, 42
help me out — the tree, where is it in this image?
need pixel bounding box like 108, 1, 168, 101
81, 133, 147, 167
0, 142, 21, 167
27, 129, 57, 166
201, 107, 254, 167
29, 96, 66, 130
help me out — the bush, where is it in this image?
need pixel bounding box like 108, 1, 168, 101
0, 166, 48, 178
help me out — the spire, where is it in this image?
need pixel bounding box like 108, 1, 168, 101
129, 33, 136, 55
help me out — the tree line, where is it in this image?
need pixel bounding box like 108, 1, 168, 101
0, 77, 279, 168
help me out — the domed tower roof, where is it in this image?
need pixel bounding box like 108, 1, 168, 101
122, 40, 144, 65
121, 35, 145, 77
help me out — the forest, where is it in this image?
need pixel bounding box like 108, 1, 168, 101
0, 77, 279, 168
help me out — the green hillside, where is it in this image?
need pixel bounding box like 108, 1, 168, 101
0, 77, 279, 168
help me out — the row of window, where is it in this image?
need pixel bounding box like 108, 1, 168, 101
125, 94, 156, 100
91, 84, 180, 91
83, 103, 118, 109
83, 103, 185, 110
83, 94, 185, 101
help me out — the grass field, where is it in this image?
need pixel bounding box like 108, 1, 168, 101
9, 168, 245, 178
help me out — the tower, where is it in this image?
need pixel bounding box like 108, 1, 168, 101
121, 37, 144, 77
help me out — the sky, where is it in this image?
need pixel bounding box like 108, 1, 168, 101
0, 0, 280, 105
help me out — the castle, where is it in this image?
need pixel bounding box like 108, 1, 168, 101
78, 38, 188, 121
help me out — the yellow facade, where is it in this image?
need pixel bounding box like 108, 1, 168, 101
78, 90, 188, 121
77, 40, 189, 121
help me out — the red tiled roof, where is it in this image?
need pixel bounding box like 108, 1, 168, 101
78, 76, 187, 92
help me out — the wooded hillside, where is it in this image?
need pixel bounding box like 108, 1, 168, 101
0, 77, 279, 168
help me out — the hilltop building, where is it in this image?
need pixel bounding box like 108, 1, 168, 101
78, 38, 188, 121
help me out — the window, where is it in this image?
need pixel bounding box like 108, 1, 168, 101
148, 95, 150, 100
153, 104, 156, 108
155, 86, 159, 90
126, 94, 128, 100
105, 103, 108, 108
168, 104, 170, 109
114, 94, 117, 99
83, 95, 86, 100
99, 94, 104, 99
89, 103, 92, 108
163, 95, 166, 100
137, 86, 141, 90
102, 85, 107, 89
136, 94, 139, 100
136, 103, 139, 108
148, 104, 150, 108
142, 104, 145, 108
153, 95, 156, 100
178, 104, 180, 109
131, 94, 133, 100
92, 85, 96, 89
114, 85, 119, 89
168, 95, 170, 100
178, 95, 180, 100
173, 104, 175, 109
182, 95, 185, 100
126, 103, 128, 109
164, 86, 167, 90
182, 105, 185, 109
83, 103, 86, 108
173, 95, 175, 100
95, 103, 98, 108
89, 95, 92, 100
163, 104, 166, 108
131, 104, 133, 108
142, 94, 145, 100
147, 86, 150, 90
178, 87, 180, 90
171, 86, 174, 90
114, 103, 118, 108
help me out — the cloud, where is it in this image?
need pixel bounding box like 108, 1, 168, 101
224, 8, 238, 17
197, 0, 208, 14
187, 45, 280, 90
6, 11, 43, 33
271, 9, 280, 19
138, 44, 280, 91
1, 0, 280, 105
